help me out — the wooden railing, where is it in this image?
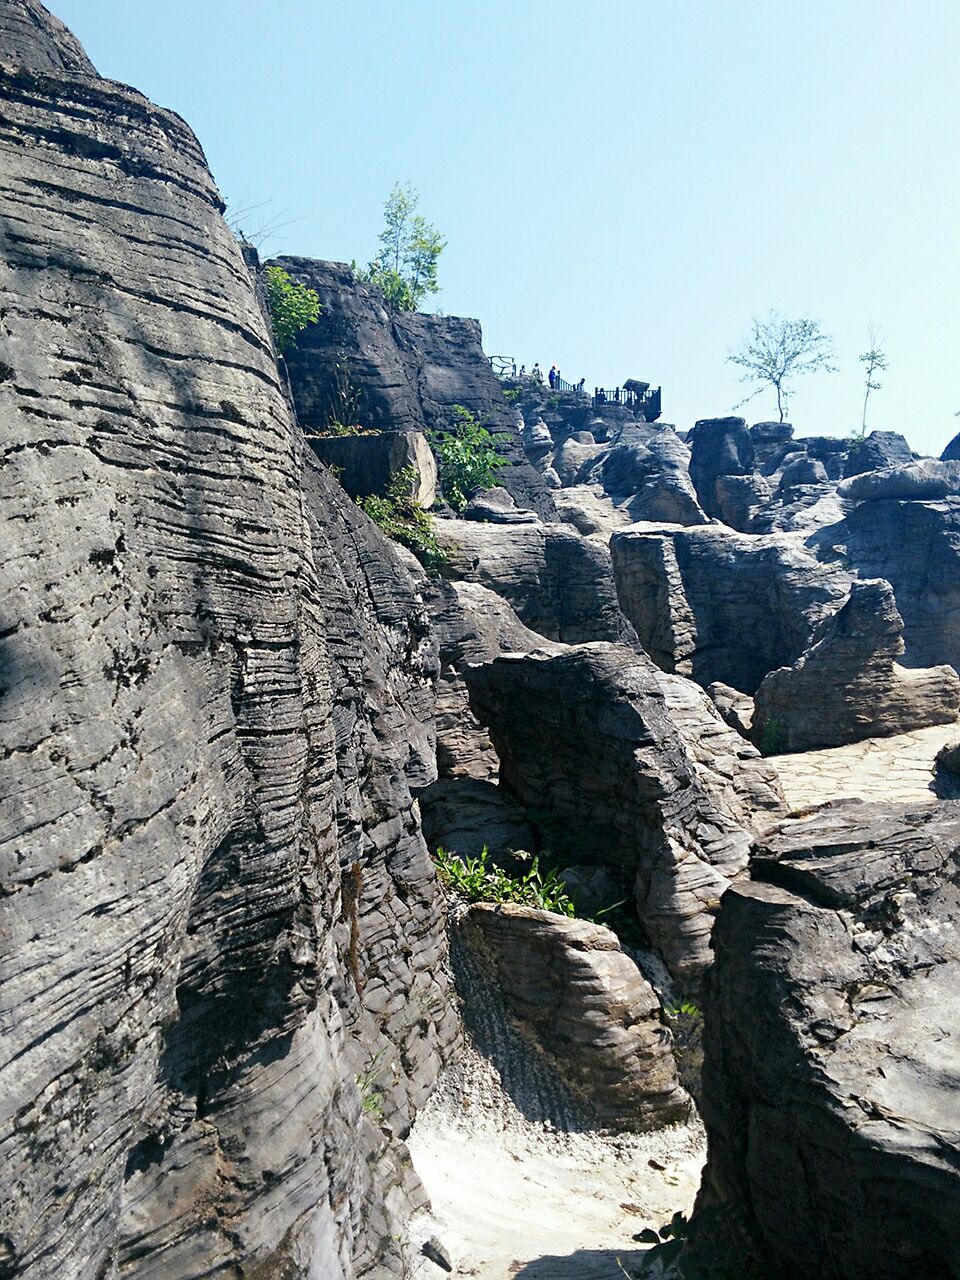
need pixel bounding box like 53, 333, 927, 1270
593, 385, 662, 420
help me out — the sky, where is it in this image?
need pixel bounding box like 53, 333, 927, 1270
50, 0, 960, 455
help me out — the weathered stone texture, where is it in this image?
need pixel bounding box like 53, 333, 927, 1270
274, 256, 558, 521
611, 524, 851, 693
701, 801, 960, 1279
752, 578, 960, 751
0, 18, 452, 1280
464, 645, 784, 981
458, 904, 691, 1130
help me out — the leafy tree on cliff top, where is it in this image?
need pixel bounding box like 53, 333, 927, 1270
728, 313, 836, 423
358, 183, 445, 312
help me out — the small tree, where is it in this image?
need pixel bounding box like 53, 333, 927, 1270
858, 328, 888, 436
429, 405, 508, 512
264, 266, 321, 353
359, 183, 445, 312
728, 313, 836, 423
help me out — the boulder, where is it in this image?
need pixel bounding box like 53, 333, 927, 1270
611, 524, 851, 693
462, 484, 538, 524
935, 740, 960, 777
464, 644, 784, 980
713, 472, 773, 532
436, 517, 639, 647
796, 434, 850, 480
842, 429, 914, 477
582, 425, 709, 526
810, 497, 960, 671
308, 427, 437, 505
552, 484, 636, 542
700, 800, 960, 1279
707, 682, 755, 737
553, 435, 605, 485
837, 458, 960, 503
686, 416, 755, 518
777, 455, 828, 490
458, 904, 691, 1130
752, 579, 960, 752
750, 421, 796, 473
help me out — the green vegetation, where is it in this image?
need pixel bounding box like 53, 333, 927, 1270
355, 1051, 386, 1121
858, 329, 888, 436
263, 265, 321, 353
359, 467, 445, 568
728, 313, 836, 423
434, 845, 575, 917
356, 183, 445, 312
758, 715, 787, 756
318, 357, 375, 436
632, 1205, 765, 1279
429, 404, 508, 512
502, 386, 521, 403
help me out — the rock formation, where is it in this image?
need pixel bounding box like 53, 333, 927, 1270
686, 416, 755, 518
611, 523, 851, 693
464, 644, 784, 980
308, 429, 438, 506
752, 579, 960, 752
701, 800, 960, 1279
458, 904, 691, 1130
841, 428, 914, 477
0, 12, 454, 1277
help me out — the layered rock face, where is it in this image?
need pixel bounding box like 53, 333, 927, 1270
274, 256, 558, 521
611, 524, 851, 693
811, 497, 960, 671
0, 12, 453, 1278
458, 904, 691, 1130
464, 645, 784, 980
752, 579, 960, 751
701, 801, 960, 1280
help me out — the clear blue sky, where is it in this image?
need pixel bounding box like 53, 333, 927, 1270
50, 0, 959, 454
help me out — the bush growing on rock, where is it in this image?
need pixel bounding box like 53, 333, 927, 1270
263, 265, 321, 352
359, 466, 445, 567
429, 404, 508, 511
434, 845, 575, 916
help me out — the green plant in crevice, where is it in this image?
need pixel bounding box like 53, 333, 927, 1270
433, 845, 575, 917
359, 466, 445, 568
758, 715, 787, 756
355, 1050, 386, 1121
317, 357, 377, 437
263, 265, 321, 353
632, 1204, 766, 1279
429, 404, 508, 512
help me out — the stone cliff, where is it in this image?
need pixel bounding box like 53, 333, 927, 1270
0, 8, 454, 1277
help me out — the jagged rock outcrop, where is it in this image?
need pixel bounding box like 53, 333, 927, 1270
464, 645, 785, 980
578, 425, 709, 526
436, 517, 639, 647
418, 777, 536, 860
841, 428, 914, 477
750, 421, 796, 473
458, 904, 691, 1130
686, 416, 754, 519
752, 579, 960, 751
942, 431, 960, 462
837, 458, 960, 503
274, 257, 558, 521
700, 800, 960, 1280
0, 11, 454, 1278
810, 497, 960, 671
611, 524, 851, 693
707, 682, 755, 737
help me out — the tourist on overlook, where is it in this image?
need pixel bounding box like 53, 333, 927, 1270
519, 364, 526, 377
531, 362, 542, 383
548, 364, 558, 388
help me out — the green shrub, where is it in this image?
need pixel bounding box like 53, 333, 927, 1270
355, 183, 445, 312
633, 1205, 765, 1279
502, 386, 521, 403
359, 466, 445, 568
263, 265, 321, 353
434, 845, 575, 917
758, 715, 787, 756
429, 404, 508, 512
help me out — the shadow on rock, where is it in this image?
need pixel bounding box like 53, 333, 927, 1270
510, 1248, 648, 1278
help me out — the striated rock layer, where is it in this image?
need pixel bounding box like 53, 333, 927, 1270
701, 801, 960, 1279
0, 10, 454, 1278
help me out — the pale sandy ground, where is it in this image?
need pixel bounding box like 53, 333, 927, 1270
772, 720, 958, 809
407, 1039, 704, 1280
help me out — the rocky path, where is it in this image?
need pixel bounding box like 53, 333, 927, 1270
773, 720, 958, 808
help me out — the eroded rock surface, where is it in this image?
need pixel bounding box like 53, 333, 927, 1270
0, 14, 453, 1278
458, 904, 690, 1130
752, 578, 960, 751
701, 800, 960, 1280
464, 645, 784, 980
611, 523, 851, 692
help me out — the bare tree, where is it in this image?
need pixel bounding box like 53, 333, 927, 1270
858, 327, 888, 436
728, 313, 836, 423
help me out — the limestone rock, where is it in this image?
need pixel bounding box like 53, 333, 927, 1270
837, 457, 960, 503
463, 645, 784, 980
810, 497, 960, 671
778, 455, 828, 490
713, 471, 772, 531
749, 421, 796, 474
752, 579, 960, 752
458, 904, 691, 1130
686, 416, 754, 518
418, 777, 536, 861
308, 428, 438, 505
935, 740, 960, 777
462, 484, 538, 524
842, 428, 914, 477
611, 523, 851, 693
941, 430, 960, 462
436, 517, 639, 647
275, 257, 558, 521
0, 15, 454, 1278
581, 425, 709, 526
707, 682, 755, 737
700, 800, 960, 1279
